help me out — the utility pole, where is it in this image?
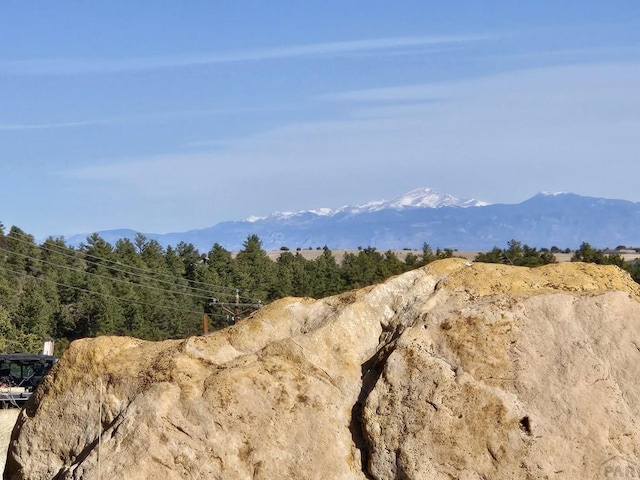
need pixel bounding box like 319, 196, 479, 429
235, 289, 240, 322
203, 314, 209, 335
209, 290, 262, 325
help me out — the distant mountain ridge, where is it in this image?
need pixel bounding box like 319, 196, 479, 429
63, 188, 640, 252
244, 187, 489, 223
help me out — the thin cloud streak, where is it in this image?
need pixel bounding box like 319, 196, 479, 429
320, 61, 640, 103
0, 120, 106, 131
0, 106, 287, 132
0, 34, 490, 76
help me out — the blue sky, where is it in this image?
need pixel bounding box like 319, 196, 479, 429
1, 1, 640, 238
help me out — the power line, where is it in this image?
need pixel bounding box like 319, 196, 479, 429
3, 231, 260, 302
5, 231, 236, 293
0, 244, 216, 303
0, 263, 224, 318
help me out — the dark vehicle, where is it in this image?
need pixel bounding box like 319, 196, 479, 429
0, 354, 57, 408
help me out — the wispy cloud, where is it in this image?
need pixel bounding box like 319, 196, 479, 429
0, 120, 106, 131
0, 35, 489, 76
58, 62, 640, 219
320, 84, 451, 103
320, 60, 640, 104
0, 106, 285, 132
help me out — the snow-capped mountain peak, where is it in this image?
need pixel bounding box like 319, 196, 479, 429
384, 187, 489, 209
246, 187, 489, 221
346, 187, 490, 213
539, 191, 568, 197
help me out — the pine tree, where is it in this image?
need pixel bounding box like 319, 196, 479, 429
313, 246, 343, 297
233, 235, 276, 301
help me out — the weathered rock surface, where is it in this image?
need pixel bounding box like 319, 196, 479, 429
0, 410, 19, 474
5, 259, 640, 479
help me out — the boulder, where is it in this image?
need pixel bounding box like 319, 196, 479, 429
5, 259, 640, 479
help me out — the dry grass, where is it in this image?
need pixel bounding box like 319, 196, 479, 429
263, 249, 478, 262
265, 250, 640, 263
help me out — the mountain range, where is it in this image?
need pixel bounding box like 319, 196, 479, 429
64, 187, 640, 252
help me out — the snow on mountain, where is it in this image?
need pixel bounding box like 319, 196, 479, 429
371, 187, 489, 210
540, 191, 568, 197
250, 187, 489, 221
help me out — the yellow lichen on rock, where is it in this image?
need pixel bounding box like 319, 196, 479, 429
430, 257, 640, 298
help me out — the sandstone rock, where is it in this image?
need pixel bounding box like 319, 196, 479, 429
5, 259, 640, 479
0, 410, 19, 474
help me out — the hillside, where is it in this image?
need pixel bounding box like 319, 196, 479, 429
6, 259, 640, 479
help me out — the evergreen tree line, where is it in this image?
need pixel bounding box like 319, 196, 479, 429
0, 224, 451, 355
2, 220, 639, 356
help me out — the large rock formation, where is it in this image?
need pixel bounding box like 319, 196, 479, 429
5, 259, 640, 479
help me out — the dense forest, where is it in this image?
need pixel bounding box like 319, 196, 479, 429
0, 224, 453, 355
1, 222, 639, 356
